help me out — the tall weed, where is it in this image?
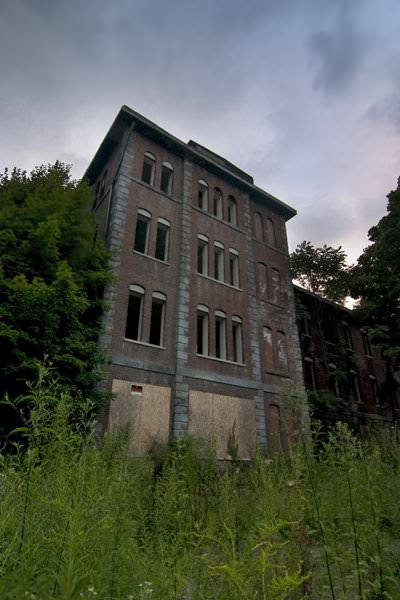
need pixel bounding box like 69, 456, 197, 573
0, 375, 399, 599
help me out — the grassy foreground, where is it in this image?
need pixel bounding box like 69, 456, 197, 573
1, 375, 400, 599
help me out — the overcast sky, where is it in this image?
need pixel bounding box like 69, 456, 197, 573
1, 0, 400, 262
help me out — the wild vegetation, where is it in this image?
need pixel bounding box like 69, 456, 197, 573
290, 241, 351, 304
0, 163, 111, 441
1, 367, 399, 599
291, 178, 400, 408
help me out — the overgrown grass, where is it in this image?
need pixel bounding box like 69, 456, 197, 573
1, 371, 399, 599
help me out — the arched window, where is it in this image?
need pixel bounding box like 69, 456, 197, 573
133, 208, 151, 254
227, 195, 237, 225
141, 152, 156, 185
215, 310, 227, 359
266, 218, 276, 246
270, 268, 281, 305
228, 248, 239, 287
214, 241, 224, 281
258, 263, 268, 298
160, 161, 173, 195
198, 179, 208, 211
196, 304, 209, 355
125, 285, 145, 341
276, 330, 288, 372
155, 218, 170, 262
232, 316, 244, 363
263, 326, 274, 371
254, 211, 264, 240
149, 292, 166, 346
197, 234, 209, 275
213, 188, 223, 219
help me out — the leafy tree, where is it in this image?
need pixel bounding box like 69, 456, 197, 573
290, 241, 351, 303
352, 181, 400, 411
0, 162, 111, 440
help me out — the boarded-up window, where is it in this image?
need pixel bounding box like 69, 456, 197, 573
258, 262, 268, 298
228, 195, 237, 225
263, 326, 274, 371
254, 212, 264, 240
276, 330, 288, 372
270, 268, 281, 304
266, 218, 276, 246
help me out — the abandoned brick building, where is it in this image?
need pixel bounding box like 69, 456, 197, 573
295, 285, 400, 433
86, 105, 306, 458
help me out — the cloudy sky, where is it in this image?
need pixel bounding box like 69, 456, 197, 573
1, 0, 400, 262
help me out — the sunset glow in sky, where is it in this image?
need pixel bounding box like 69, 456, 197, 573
1, 0, 400, 263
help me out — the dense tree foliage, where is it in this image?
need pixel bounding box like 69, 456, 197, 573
352, 181, 400, 407
0, 162, 110, 438
290, 241, 351, 303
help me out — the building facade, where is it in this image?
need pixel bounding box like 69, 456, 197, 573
294, 285, 400, 433
86, 106, 306, 458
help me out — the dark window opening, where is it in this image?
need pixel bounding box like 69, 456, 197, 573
149, 299, 164, 346
160, 165, 173, 194
197, 315, 204, 354
232, 320, 243, 363
125, 294, 142, 340
361, 330, 372, 356
155, 223, 169, 261
215, 316, 226, 359
142, 155, 155, 185
214, 245, 224, 281
304, 358, 316, 391
198, 188, 205, 209
197, 246, 204, 274
197, 311, 208, 355
197, 239, 208, 275
213, 188, 223, 218
350, 372, 362, 403
228, 196, 237, 225
134, 217, 149, 254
